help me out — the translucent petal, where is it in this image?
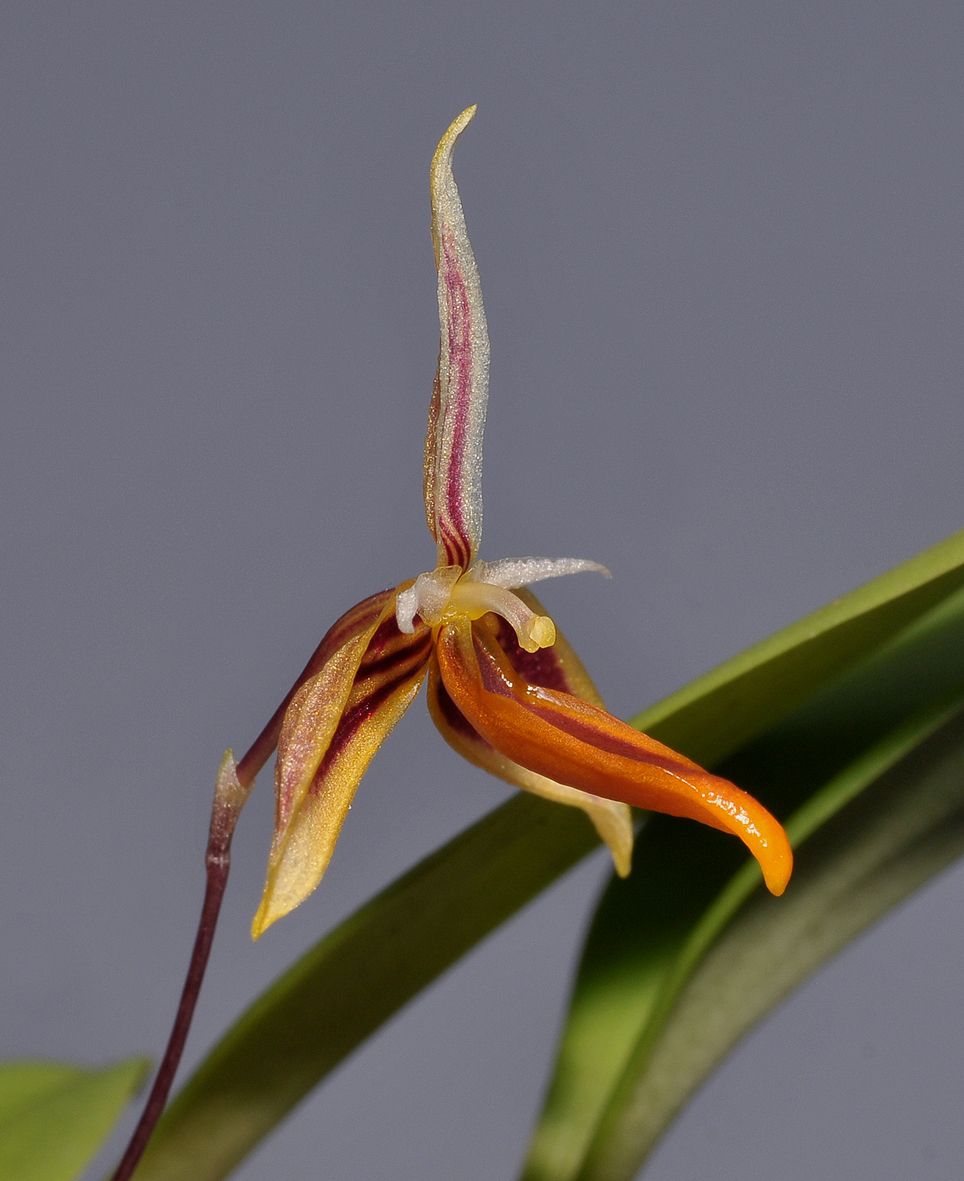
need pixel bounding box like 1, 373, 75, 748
395, 566, 461, 633
464, 557, 611, 589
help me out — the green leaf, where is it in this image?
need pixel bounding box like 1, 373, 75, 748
574, 705, 964, 1181
135, 529, 964, 1181
521, 580, 964, 1181
134, 795, 597, 1181
636, 528, 964, 763
0, 1057, 149, 1181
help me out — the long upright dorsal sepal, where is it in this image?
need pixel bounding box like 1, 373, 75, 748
424, 106, 490, 570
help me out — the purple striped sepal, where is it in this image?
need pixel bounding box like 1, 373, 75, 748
423, 106, 489, 570
252, 589, 432, 937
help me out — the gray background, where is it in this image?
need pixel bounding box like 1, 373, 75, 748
2, 3, 963, 1179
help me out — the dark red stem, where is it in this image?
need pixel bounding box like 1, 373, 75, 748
110, 625, 343, 1181
108, 826, 233, 1181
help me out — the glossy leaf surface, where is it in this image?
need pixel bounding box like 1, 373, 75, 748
573, 706, 964, 1181
523, 576, 964, 1180
133, 795, 597, 1181
634, 528, 964, 764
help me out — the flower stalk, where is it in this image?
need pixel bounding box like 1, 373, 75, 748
108, 759, 249, 1181
108, 622, 345, 1179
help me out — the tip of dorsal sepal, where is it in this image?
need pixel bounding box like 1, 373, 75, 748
452, 104, 478, 132
431, 106, 479, 191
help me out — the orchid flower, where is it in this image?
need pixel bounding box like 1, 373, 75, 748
251, 107, 792, 938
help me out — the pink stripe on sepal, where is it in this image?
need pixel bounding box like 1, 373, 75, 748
252, 588, 432, 936
425, 106, 489, 570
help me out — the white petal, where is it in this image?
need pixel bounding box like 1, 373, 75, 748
464, 557, 611, 589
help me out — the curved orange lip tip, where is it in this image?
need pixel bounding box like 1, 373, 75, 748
761, 843, 793, 896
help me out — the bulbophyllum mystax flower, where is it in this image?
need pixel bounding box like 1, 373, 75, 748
251, 107, 793, 938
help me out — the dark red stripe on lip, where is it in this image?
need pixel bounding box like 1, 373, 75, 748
489, 615, 573, 694
472, 630, 516, 699
517, 698, 698, 777
432, 663, 486, 743
472, 624, 702, 776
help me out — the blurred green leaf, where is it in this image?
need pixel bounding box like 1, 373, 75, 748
134, 794, 597, 1181
0, 1057, 149, 1181
570, 706, 964, 1181
636, 527, 964, 763
522, 580, 964, 1181
134, 530, 964, 1181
